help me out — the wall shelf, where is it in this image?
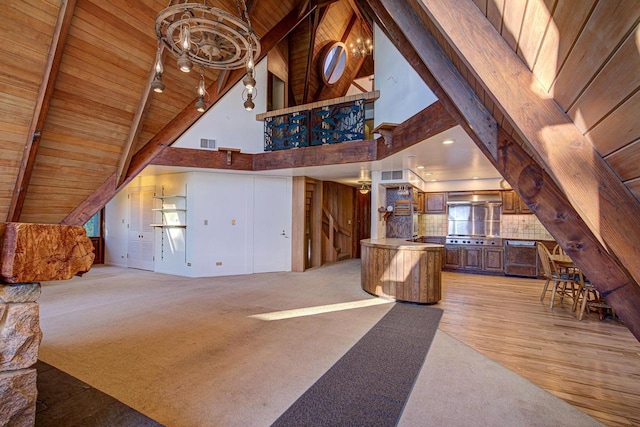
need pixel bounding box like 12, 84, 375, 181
153, 195, 186, 199
152, 186, 188, 261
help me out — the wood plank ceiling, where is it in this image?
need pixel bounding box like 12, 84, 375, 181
0, 0, 375, 224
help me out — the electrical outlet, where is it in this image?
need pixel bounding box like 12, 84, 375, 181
204, 219, 208, 225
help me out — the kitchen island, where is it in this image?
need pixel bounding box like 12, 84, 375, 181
360, 238, 444, 304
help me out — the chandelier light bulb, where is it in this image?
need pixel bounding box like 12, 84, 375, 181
155, 54, 163, 75
180, 24, 191, 51
244, 92, 254, 111
197, 79, 206, 97
246, 45, 254, 70
195, 96, 206, 113
151, 75, 165, 93
177, 51, 192, 73
243, 73, 255, 90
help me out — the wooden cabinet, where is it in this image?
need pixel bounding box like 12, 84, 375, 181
462, 247, 483, 270
504, 242, 538, 277
445, 245, 504, 274
424, 192, 447, 214
484, 247, 504, 272
415, 192, 425, 213
501, 190, 531, 214
444, 245, 462, 268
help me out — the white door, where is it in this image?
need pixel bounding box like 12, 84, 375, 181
128, 187, 155, 271
253, 177, 291, 273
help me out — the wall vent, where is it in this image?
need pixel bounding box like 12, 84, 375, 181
200, 138, 216, 149
381, 170, 403, 180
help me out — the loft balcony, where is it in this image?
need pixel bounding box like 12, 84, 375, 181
257, 91, 379, 151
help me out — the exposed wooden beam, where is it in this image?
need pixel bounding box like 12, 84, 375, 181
377, 100, 455, 157
298, 0, 311, 18
303, 7, 322, 103
341, 12, 358, 43
60, 174, 116, 226
62, 6, 316, 226
416, 0, 640, 296
255, 139, 378, 169
116, 47, 166, 187
8, 0, 77, 222
365, 0, 640, 340
152, 148, 254, 170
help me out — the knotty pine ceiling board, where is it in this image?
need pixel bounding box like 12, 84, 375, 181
551, 0, 639, 112
586, 90, 640, 156
515, 0, 557, 70
0, 0, 60, 221
606, 140, 640, 182
531, 0, 597, 93
569, 24, 640, 135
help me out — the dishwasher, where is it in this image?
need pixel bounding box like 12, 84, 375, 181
504, 240, 538, 277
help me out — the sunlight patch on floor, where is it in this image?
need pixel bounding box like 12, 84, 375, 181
249, 298, 393, 321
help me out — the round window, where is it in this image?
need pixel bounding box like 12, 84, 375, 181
321, 42, 347, 86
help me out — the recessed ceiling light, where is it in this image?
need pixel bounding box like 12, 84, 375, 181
442, 139, 454, 145
424, 172, 432, 176
417, 165, 424, 169
472, 176, 480, 179
431, 179, 437, 182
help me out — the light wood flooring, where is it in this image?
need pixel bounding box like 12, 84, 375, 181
438, 271, 640, 427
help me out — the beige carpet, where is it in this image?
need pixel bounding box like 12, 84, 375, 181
38, 261, 602, 426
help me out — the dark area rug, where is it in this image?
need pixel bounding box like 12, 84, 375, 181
272, 303, 443, 426
35, 360, 163, 427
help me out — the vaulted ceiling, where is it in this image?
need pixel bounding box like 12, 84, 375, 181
2, 0, 640, 335
1, 0, 372, 225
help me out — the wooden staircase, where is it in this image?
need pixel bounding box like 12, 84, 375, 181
322, 207, 351, 262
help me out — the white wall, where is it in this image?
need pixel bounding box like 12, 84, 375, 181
104, 171, 292, 278
187, 172, 255, 277
172, 59, 268, 153
373, 23, 438, 128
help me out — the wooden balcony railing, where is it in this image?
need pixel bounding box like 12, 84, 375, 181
257, 91, 379, 152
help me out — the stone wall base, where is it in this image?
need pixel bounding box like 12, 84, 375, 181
0, 369, 37, 427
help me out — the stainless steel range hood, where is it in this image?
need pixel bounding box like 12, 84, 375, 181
446, 192, 502, 204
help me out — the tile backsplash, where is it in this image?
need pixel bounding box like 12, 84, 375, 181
419, 213, 553, 241
500, 215, 553, 240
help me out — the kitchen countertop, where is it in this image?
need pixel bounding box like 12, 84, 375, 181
360, 238, 444, 250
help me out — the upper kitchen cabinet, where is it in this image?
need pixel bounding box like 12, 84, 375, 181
415, 191, 425, 213
501, 190, 532, 214
424, 192, 447, 214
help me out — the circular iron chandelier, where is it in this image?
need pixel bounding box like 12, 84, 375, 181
153, 0, 261, 112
